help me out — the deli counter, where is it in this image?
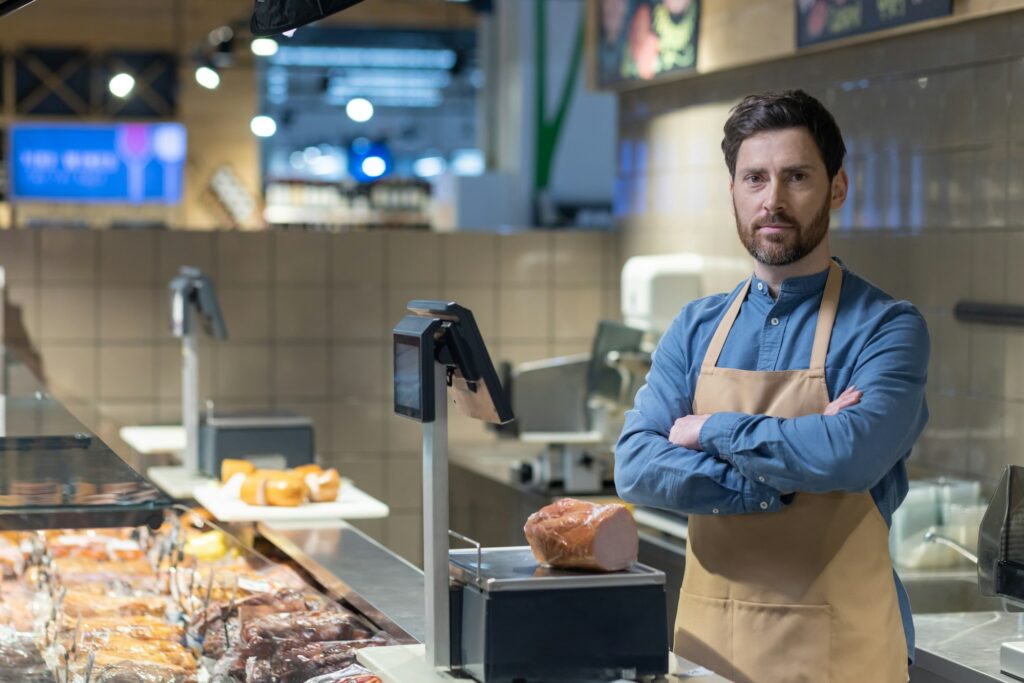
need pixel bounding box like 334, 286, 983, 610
0, 346, 708, 683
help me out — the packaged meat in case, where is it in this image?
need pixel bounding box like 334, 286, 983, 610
303, 663, 384, 683
523, 497, 639, 572
0, 633, 51, 683
1, 508, 407, 683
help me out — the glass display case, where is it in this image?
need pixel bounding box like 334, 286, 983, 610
0, 347, 416, 682
0, 350, 172, 533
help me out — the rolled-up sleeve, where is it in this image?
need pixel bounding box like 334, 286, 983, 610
698, 303, 929, 494
615, 313, 785, 515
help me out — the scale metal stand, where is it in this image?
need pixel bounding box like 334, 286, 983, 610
360, 301, 514, 681
148, 268, 227, 496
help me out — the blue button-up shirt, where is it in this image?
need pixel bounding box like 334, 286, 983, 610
615, 258, 930, 659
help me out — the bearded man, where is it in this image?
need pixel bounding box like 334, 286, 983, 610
615, 89, 929, 683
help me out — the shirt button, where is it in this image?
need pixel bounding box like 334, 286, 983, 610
759, 501, 769, 510
756, 282, 764, 291
757, 476, 765, 483
770, 317, 780, 326
712, 508, 720, 515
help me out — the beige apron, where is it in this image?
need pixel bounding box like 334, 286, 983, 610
674, 261, 907, 683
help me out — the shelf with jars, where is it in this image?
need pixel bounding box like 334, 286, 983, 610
263, 178, 432, 230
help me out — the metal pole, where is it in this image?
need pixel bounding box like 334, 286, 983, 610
182, 327, 199, 473
422, 361, 450, 669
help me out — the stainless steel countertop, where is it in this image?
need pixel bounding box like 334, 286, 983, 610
259, 521, 426, 643
914, 611, 1024, 683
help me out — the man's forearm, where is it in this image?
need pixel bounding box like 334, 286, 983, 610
615, 422, 785, 514
698, 405, 924, 494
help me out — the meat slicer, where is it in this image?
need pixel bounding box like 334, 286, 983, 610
363, 301, 668, 682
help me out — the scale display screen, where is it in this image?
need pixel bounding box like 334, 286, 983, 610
394, 333, 426, 420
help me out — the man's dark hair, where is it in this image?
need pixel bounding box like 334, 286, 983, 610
722, 89, 846, 180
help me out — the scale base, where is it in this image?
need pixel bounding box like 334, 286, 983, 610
1002, 641, 1024, 681
357, 644, 465, 683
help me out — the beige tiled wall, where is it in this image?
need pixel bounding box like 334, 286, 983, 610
614, 10, 1024, 490
0, 228, 619, 566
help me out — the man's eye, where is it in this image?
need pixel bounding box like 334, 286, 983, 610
791, 173, 807, 182
745, 175, 762, 184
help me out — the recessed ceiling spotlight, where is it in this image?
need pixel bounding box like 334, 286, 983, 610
250, 115, 278, 137
195, 65, 220, 90
346, 97, 374, 123
251, 38, 279, 57
108, 72, 135, 98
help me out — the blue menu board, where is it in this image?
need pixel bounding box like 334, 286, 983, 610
797, 0, 952, 48
9, 123, 187, 204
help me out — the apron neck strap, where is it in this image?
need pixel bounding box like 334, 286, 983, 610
701, 260, 843, 371
809, 260, 842, 371
701, 278, 751, 369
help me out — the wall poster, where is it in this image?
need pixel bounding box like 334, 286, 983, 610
595, 0, 700, 87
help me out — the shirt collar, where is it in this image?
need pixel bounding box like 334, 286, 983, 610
750, 257, 844, 299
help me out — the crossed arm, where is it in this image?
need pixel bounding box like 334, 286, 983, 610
614, 306, 929, 514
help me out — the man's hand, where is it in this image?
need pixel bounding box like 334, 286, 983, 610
669, 414, 710, 451
824, 386, 862, 416
669, 388, 861, 452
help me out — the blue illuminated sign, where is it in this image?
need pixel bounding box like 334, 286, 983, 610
10, 123, 187, 204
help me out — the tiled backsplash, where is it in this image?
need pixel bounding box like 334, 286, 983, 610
0, 228, 620, 566
615, 10, 1024, 489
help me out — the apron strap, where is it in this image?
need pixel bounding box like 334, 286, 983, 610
700, 260, 843, 371
700, 278, 751, 369
809, 260, 843, 371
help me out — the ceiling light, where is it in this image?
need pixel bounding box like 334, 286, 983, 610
361, 155, 386, 178
195, 65, 220, 90
250, 115, 278, 137
251, 38, 279, 57
108, 72, 135, 98
346, 97, 374, 123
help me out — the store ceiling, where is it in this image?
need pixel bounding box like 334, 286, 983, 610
259, 25, 479, 182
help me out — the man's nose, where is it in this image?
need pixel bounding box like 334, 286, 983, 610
763, 180, 786, 214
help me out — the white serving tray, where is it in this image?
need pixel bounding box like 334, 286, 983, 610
193, 478, 389, 522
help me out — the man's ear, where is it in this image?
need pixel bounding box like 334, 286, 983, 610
830, 168, 849, 209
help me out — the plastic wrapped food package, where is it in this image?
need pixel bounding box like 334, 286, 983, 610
62, 590, 169, 619
0, 632, 51, 682
78, 633, 196, 669
89, 657, 199, 683
71, 616, 185, 643
523, 498, 639, 572
269, 635, 398, 683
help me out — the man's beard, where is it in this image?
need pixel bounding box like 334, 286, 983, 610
735, 194, 831, 266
